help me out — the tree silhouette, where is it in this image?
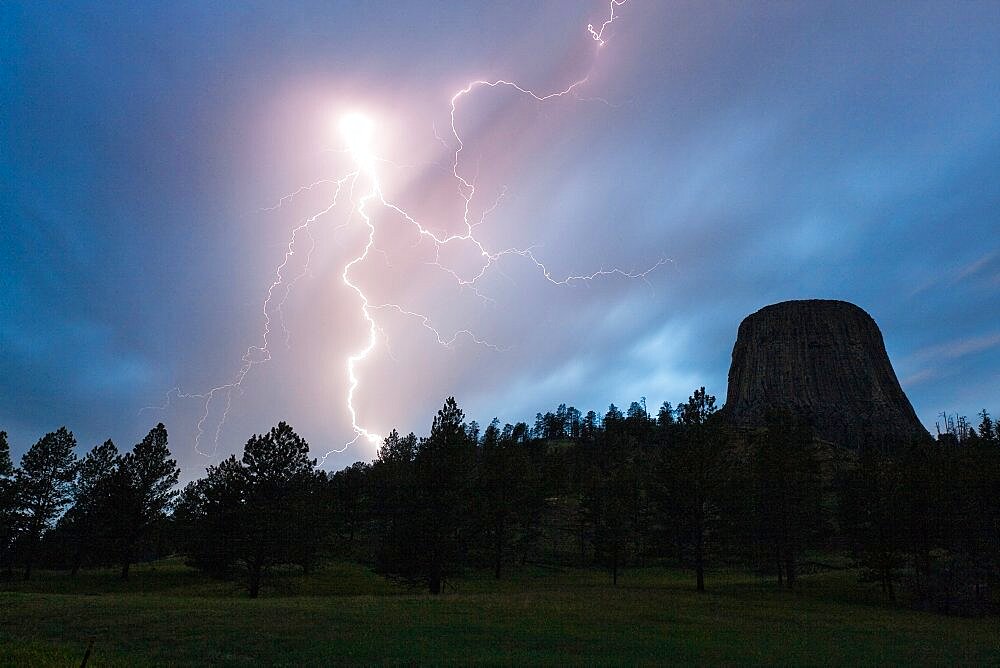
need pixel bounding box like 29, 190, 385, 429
657, 401, 675, 427
416, 397, 476, 593
371, 429, 420, 586
175, 456, 245, 578
478, 419, 542, 578
582, 410, 599, 441
240, 421, 317, 597
329, 461, 369, 556
838, 449, 907, 601
16, 427, 77, 580
657, 388, 726, 592
750, 410, 825, 588
110, 424, 179, 579
584, 456, 640, 584
0, 431, 18, 580
977, 410, 996, 445
0, 432, 11, 479
376, 398, 475, 594
63, 439, 119, 574
175, 422, 319, 596
8, 390, 996, 615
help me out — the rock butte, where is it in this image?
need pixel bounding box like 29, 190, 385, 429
723, 299, 928, 448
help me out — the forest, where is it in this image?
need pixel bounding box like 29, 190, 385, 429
1, 390, 998, 616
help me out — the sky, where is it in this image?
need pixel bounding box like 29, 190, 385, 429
2, 0, 999, 475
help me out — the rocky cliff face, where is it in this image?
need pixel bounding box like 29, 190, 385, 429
723, 300, 928, 448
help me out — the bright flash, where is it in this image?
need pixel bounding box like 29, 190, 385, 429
151, 0, 658, 464
338, 112, 377, 171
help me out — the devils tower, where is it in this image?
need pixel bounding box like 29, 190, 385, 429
723, 299, 928, 448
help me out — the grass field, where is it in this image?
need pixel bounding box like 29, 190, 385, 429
1, 560, 997, 666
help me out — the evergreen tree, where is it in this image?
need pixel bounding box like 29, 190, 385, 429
174, 456, 245, 578
175, 422, 319, 597
330, 461, 369, 554
64, 439, 119, 574
583, 454, 641, 584
465, 421, 481, 444
657, 402, 675, 427
657, 388, 726, 592
927, 438, 1000, 614
533, 413, 546, 440
604, 404, 624, 430
566, 406, 582, 439
750, 410, 825, 588
581, 411, 599, 442
16, 427, 78, 580
838, 450, 907, 601
111, 424, 179, 579
0, 431, 18, 579
239, 421, 317, 597
0, 432, 11, 478
371, 429, 419, 584
478, 419, 542, 578
977, 410, 996, 445
416, 397, 476, 593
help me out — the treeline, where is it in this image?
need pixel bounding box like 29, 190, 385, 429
0, 425, 178, 581
1, 394, 998, 615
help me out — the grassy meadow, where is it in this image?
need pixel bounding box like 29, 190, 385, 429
1, 559, 998, 666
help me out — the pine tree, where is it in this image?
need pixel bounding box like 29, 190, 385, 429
371, 429, 419, 584
0, 432, 11, 479
584, 455, 640, 584
414, 397, 476, 593
372, 398, 475, 594
657, 402, 675, 427
658, 388, 726, 592
838, 450, 907, 602
174, 456, 246, 578
16, 427, 78, 580
64, 439, 119, 574
239, 421, 316, 597
0, 431, 19, 579
750, 409, 825, 588
111, 424, 179, 579
977, 410, 996, 445
479, 419, 541, 579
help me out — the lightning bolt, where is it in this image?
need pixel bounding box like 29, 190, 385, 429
148, 0, 667, 464
588, 0, 628, 46
143, 172, 358, 456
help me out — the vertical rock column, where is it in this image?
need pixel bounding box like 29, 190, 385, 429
723, 300, 927, 448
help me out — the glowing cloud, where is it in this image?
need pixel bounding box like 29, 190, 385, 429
149, 0, 667, 463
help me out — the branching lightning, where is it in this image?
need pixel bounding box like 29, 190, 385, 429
588, 0, 628, 46
147, 0, 667, 464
